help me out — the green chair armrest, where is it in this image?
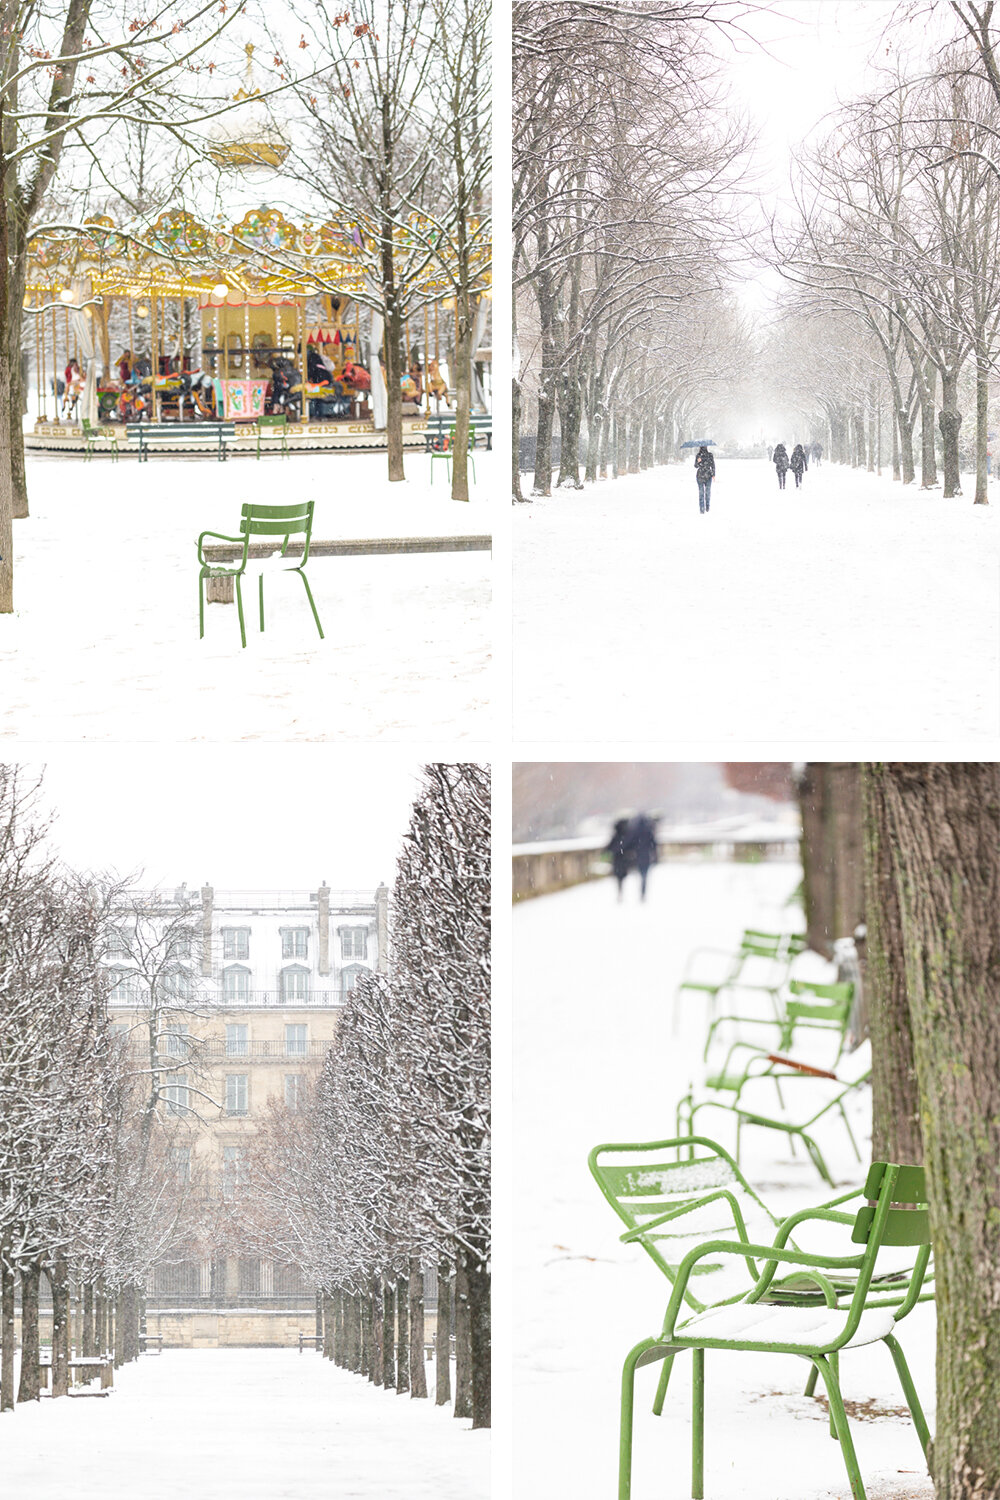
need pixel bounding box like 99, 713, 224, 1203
196, 531, 247, 567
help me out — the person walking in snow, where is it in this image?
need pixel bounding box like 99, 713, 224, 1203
694, 445, 716, 513
606, 819, 633, 902
790, 443, 807, 488
811, 440, 823, 467
625, 814, 658, 901
773, 443, 790, 490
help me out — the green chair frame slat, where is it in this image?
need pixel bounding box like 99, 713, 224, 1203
196, 501, 324, 650
703, 979, 854, 1065
81, 418, 119, 463
256, 413, 289, 459
673, 929, 805, 1032
617, 1161, 932, 1500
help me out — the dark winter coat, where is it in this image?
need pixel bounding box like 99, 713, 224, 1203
606, 820, 632, 881
694, 448, 716, 483
773, 444, 789, 474
790, 445, 807, 476
626, 815, 658, 872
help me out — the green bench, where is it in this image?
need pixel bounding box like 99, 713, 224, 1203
127, 421, 236, 462
425, 412, 492, 452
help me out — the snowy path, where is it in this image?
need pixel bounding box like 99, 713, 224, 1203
0, 452, 492, 742
513, 459, 998, 742
0, 1349, 488, 1500
514, 861, 935, 1500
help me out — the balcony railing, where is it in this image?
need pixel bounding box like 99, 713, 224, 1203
108, 989, 346, 1010
130, 1039, 330, 1064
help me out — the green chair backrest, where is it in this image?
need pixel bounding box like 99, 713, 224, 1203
786, 979, 854, 1025
589, 1135, 779, 1308
739, 929, 784, 959
258, 415, 287, 430
240, 501, 314, 539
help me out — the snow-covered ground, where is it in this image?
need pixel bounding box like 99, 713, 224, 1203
513, 459, 999, 741
0, 452, 492, 741
0, 1348, 488, 1500
514, 859, 935, 1500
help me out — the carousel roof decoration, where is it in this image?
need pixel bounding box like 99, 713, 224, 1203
205, 43, 290, 170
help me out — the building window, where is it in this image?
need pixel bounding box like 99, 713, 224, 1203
342, 964, 366, 996
340, 926, 368, 960
106, 928, 129, 958
162, 969, 192, 1001
225, 1074, 249, 1116
284, 1024, 307, 1058
108, 967, 140, 1004
225, 1022, 248, 1057
109, 1022, 129, 1043
238, 1258, 262, 1295
281, 927, 309, 958
284, 1074, 305, 1110
169, 1147, 191, 1185
222, 927, 250, 960
280, 966, 309, 1003
162, 1023, 189, 1058
166, 931, 192, 960
223, 965, 251, 1001
162, 1076, 189, 1116
222, 1146, 243, 1200
274, 1262, 305, 1295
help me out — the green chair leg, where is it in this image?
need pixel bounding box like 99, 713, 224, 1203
199, 576, 205, 639
812, 1355, 866, 1500
296, 568, 324, 640
799, 1130, 835, 1188
259, 573, 265, 632
803, 1363, 819, 1398
692, 1348, 705, 1500
884, 1333, 931, 1460
619, 1342, 644, 1500
234, 573, 247, 649
652, 1352, 675, 1415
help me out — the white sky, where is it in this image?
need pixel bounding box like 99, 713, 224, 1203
13, 747, 424, 892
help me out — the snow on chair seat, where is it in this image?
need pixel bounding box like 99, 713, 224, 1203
674, 1300, 896, 1351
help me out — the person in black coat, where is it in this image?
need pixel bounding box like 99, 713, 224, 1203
606, 818, 632, 901
773, 443, 790, 490
790, 444, 807, 488
625, 814, 658, 901
694, 445, 716, 514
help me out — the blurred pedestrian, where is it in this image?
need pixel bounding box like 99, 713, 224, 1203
790, 444, 807, 488
694, 445, 715, 514
606, 818, 632, 902
626, 813, 658, 901
773, 443, 789, 490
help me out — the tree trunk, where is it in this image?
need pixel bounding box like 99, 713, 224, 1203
450, 303, 475, 503
897, 404, 915, 485
52, 1257, 70, 1398
0, 1252, 14, 1411
382, 1279, 395, 1390
408, 1257, 427, 1398
83, 1282, 95, 1358
797, 763, 865, 957
453, 1258, 472, 1418
334, 1289, 346, 1367
466, 1251, 490, 1430
512, 370, 526, 502
532, 251, 556, 497
370, 1275, 385, 1386
861, 766, 923, 1165
396, 1273, 410, 1393
920, 361, 938, 489
435, 1260, 451, 1406
323, 1292, 334, 1359
873, 763, 1000, 1500
384, 296, 406, 483
17, 1263, 41, 1402
938, 369, 963, 499
974, 355, 989, 506
10, 344, 28, 519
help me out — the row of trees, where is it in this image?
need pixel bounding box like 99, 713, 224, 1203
235, 763, 491, 1428
0, 769, 200, 1412
512, 1, 754, 500
774, 8, 1000, 504
797, 760, 1000, 1500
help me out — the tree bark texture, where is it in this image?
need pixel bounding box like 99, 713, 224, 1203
382, 1279, 395, 1389
17, 1263, 40, 1402
798, 763, 865, 956
453, 1259, 472, 1418
52, 1257, 70, 1397
861, 765, 924, 1165
466, 1251, 491, 1430
873, 763, 1000, 1500
938, 371, 963, 499
396, 1274, 410, 1393
0, 1253, 14, 1411
435, 1260, 452, 1406
408, 1257, 427, 1398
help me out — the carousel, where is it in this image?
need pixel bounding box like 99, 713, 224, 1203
23, 52, 491, 455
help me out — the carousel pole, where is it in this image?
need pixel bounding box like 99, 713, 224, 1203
423, 304, 430, 412
434, 300, 441, 413
128, 295, 134, 386
35, 295, 44, 421
51, 296, 58, 419
150, 292, 157, 421
244, 299, 250, 381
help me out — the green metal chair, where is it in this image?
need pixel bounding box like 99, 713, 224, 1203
703, 978, 854, 1065
678, 1041, 872, 1187
673, 930, 805, 1033
255, 413, 289, 459
81, 417, 119, 462
617, 1161, 932, 1500
196, 501, 324, 650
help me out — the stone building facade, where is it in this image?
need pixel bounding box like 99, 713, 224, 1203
106, 881, 389, 1347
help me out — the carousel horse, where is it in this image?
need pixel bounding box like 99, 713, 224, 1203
270, 360, 302, 421
61, 367, 85, 418
180, 371, 217, 420
401, 370, 419, 402
342, 360, 370, 391
427, 359, 451, 407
